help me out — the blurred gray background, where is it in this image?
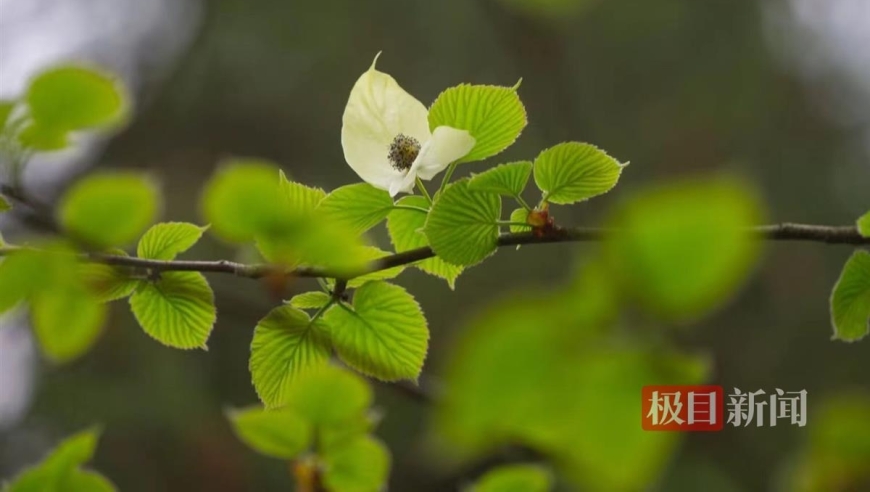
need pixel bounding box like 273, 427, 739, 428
0, 0, 868, 490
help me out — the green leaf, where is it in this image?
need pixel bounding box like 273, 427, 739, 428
58, 172, 159, 248
0, 248, 62, 314
201, 160, 285, 243
279, 170, 327, 215
249, 306, 331, 408
323, 281, 428, 381
26, 65, 127, 131
137, 222, 207, 260
604, 177, 764, 322
344, 246, 406, 289
858, 211, 870, 238
322, 435, 390, 492
288, 291, 332, 310
0, 194, 10, 212
387, 196, 463, 288
509, 208, 531, 233
6, 428, 114, 492
79, 263, 139, 302
227, 406, 312, 459
473, 464, 552, 492
18, 123, 69, 151
0, 100, 14, 130
533, 142, 625, 205
830, 250, 870, 342
468, 161, 533, 197
428, 83, 527, 163
424, 179, 501, 267
285, 365, 372, 427
129, 272, 216, 349
31, 286, 106, 363
318, 183, 394, 235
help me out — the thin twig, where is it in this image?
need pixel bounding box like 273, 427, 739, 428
0, 223, 866, 280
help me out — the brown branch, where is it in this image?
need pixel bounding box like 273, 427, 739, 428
0, 224, 866, 281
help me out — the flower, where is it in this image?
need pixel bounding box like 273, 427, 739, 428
341, 53, 476, 197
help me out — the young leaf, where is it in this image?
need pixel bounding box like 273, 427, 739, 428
323, 281, 428, 381
473, 464, 553, 492
226, 406, 312, 459
129, 272, 216, 349
6, 428, 115, 492
79, 264, 139, 302
468, 161, 533, 197
387, 196, 463, 288
201, 160, 285, 243
830, 250, 870, 342
604, 177, 764, 322
288, 291, 332, 310
424, 179, 501, 267
317, 183, 394, 235
18, 123, 69, 151
322, 435, 391, 492
509, 208, 531, 233
58, 172, 159, 248
26, 65, 127, 131
428, 83, 527, 163
249, 306, 331, 408
345, 246, 407, 288
533, 142, 625, 205
137, 222, 207, 260
286, 365, 372, 427
31, 287, 106, 363
858, 211, 870, 238
278, 170, 327, 215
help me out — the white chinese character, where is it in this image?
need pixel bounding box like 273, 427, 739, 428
770, 389, 807, 427
647, 390, 684, 426
726, 388, 767, 427
688, 390, 718, 425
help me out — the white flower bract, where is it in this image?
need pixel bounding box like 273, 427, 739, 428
341, 53, 475, 197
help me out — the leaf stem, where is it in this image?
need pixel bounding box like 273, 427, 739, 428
392, 204, 430, 214
438, 162, 458, 197
514, 194, 532, 211
415, 177, 432, 205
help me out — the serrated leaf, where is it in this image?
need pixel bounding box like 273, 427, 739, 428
286, 365, 372, 427
387, 196, 463, 288
79, 263, 139, 302
509, 208, 531, 233
227, 406, 312, 459
129, 271, 215, 349
858, 211, 870, 238
424, 179, 501, 267
279, 170, 327, 215
0, 194, 10, 212
288, 291, 332, 310
830, 250, 870, 342
604, 177, 764, 322
31, 286, 106, 363
345, 246, 406, 288
323, 282, 427, 381
58, 172, 159, 248
250, 306, 331, 408
473, 464, 552, 492
137, 222, 207, 260
317, 183, 394, 235
468, 161, 533, 197
322, 435, 390, 492
428, 83, 527, 163
534, 142, 625, 205
26, 65, 127, 131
